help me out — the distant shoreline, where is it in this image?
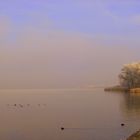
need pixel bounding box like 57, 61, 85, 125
104, 85, 129, 92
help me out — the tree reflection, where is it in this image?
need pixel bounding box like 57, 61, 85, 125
121, 93, 140, 116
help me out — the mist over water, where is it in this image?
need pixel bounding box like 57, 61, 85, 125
0, 13, 140, 89
0, 28, 140, 89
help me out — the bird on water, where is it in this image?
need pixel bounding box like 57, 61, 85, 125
121, 123, 125, 126
61, 127, 64, 130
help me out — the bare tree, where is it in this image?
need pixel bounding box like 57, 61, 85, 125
119, 62, 140, 89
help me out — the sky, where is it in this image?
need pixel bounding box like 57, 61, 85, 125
0, 0, 140, 88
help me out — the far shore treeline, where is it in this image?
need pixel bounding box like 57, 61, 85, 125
104, 62, 140, 93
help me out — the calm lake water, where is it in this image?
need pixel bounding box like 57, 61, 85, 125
0, 89, 140, 140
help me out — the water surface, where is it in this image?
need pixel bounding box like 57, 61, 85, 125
0, 89, 140, 140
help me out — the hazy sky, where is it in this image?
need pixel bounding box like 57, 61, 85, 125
0, 0, 140, 88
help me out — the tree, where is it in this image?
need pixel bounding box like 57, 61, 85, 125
119, 62, 140, 89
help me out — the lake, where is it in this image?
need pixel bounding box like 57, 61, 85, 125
0, 89, 140, 140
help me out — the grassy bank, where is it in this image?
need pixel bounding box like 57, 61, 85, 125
126, 130, 140, 140
104, 86, 140, 93
130, 88, 140, 93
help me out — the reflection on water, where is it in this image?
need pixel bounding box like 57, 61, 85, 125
0, 89, 140, 140
120, 92, 140, 128
122, 93, 140, 112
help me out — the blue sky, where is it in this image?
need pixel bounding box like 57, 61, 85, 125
1, 0, 140, 38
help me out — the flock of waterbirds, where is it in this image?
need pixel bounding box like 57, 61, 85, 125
6, 103, 47, 108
